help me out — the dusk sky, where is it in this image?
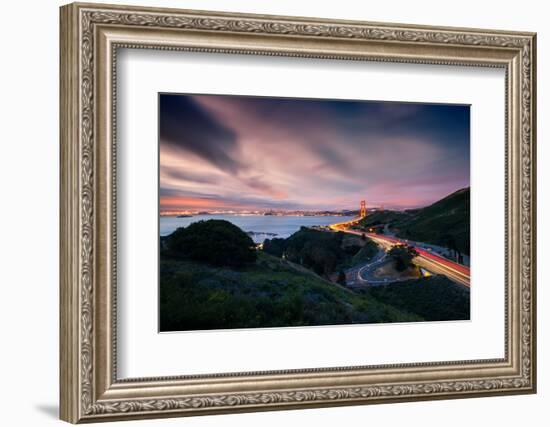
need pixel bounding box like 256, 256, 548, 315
159, 94, 470, 213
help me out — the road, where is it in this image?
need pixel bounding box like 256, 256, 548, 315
329, 219, 470, 288
343, 249, 388, 287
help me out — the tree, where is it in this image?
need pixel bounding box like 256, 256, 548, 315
278, 228, 345, 277
303, 243, 337, 275
263, 238, 286, 258
388, 244, 418, 272
441, 233, 459, 261
337, 270, 347, 286
165, 219, 257, 268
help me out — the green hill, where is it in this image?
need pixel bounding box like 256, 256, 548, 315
363, 275, 470, 321
160, 222, 420, 331
263, 227, 378, 276
160, 252, 422, 331
359, 210, 410, 228
160, 217, 470, 332
163, 219, 256, 267
358, 187, 470, 254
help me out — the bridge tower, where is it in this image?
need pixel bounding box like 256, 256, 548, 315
360, 200, 367, 218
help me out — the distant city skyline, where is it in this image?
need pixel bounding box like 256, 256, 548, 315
160, 94, 470, 214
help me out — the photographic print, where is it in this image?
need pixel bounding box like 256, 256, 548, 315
60, 6, 536, 419
159, 93, 470, 332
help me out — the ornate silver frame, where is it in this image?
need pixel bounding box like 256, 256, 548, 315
60, 2, 537, 423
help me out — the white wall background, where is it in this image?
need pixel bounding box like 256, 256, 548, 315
0, 0, 545, 426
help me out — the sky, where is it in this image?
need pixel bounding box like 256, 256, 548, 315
159, 93, 470, 213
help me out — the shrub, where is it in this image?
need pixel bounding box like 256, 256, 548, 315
165, 219, 256, 268
262, 238, 286, 258
388, 244, 418, 272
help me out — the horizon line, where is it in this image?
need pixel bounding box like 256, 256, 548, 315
159, 186, 470, 216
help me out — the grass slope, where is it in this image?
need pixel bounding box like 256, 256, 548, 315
363, 275, 470, 321
359, 210, 410, 227
160, 252, 422, 332
263, 227, 379, 276
359, 187, 470, 254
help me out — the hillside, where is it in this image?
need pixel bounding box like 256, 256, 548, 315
160, 218, 470, 332
362, 275, 470, 321
263, 227, 379, 276
160, 252, 422, 331
358, 187, 470, 254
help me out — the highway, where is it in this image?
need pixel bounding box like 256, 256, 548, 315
343, 249, 390, 287
329, 219, 470, 288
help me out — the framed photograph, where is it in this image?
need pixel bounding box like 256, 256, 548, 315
60, 2, 537, 423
